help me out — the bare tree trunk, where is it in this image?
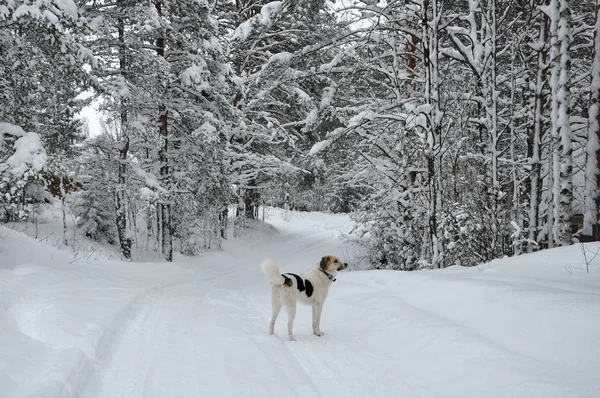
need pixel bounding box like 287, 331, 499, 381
528, 1, 550, 248
422, 0, 443, 268
556, 0, 572, 245
155, 0, 173, 261
219, 207, 228, 239
161, 201, 173, 261
547, 0, 560, 248
115, 1, 132, 259
157, 205, 162, 249
488, 0, 500, 257
116, 136, 131, 259
509, 35, 521, 254
60, 178, 67, 246
584, 0, 600, 238
243, 180, 259, 220
548, 0, 573, 246
158, 102, 172, 261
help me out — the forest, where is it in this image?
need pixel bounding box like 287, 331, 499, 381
1, 0, 599, 269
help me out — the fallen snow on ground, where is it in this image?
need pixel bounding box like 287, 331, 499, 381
1, 207, 599, 397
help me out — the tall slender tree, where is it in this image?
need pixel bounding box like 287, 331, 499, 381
584, 0, 600, 237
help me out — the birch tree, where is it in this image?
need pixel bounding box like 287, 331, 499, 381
546, 0, 573, 246
441, 0, 514, 261
584, 0, 600, 237
528, 0, 550, 247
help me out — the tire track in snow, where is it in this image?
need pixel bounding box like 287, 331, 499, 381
206, 284, 325, 397
229, 278, 420, 397
82, 215, 358, 397
85, 275, 323, 397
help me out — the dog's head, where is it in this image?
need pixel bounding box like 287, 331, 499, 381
319, 255, 348, 273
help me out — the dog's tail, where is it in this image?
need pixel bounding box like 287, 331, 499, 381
261, 259, 286, 285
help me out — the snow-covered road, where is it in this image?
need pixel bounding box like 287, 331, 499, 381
85, 212, 370, 397
2, 208, 600, 397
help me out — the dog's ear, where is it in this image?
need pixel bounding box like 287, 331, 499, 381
320, 256, 329, 270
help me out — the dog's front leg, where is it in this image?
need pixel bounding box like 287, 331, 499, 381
312, 303, 324, 336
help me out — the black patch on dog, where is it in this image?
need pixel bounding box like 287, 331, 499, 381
285, 273, 305, 292
304, 279, 314, 297
282, 274, 293, 287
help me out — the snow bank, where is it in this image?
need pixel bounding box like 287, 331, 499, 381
0, 227, 194, 397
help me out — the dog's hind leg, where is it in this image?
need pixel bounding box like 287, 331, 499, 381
283, 298, 297, 341
269, 287, 282, 335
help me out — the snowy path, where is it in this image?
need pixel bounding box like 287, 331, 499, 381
2, 208, 600, 397
85, 219, 366, 397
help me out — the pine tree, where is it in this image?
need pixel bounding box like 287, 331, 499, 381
0, 0, 90, 220
227, 0, 343, 218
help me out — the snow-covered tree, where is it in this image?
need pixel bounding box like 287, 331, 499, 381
528, 0, 551, 247
545, 0, 573, 246
227, 0, 344, 217
1, 0, 91, 221
0, 123, 48, 221
584, 0, 600, 237
72, 133, 118, 244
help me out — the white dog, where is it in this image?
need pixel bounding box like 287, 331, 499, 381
261, 255, 347, 341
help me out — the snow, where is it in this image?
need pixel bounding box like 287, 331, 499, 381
304, 108, 318, 126
348, 110, 377, 127
319, 52, 343, 72
268, 51, 293, 64
309, 138, 332, 155
235, 20, 254, 41
1, 207, 599, 397
180, 63, 208, 86
0, 122, 25, 145
131, 164, 166, 193
53, 0, 78, 20
0, 5, 9, 19
259, 1, 283, 25
42, 9, 59, 25
88, 15, 104, 31
232, 1, 283, 40
139, 187, 158, 200
320, 86, 336, 109
4, 132, 47, 177
193, 122, 219, 143
12, 5, 43, 22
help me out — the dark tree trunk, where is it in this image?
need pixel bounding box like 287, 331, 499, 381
115, 0, 132, 260
116, 136, 131, 259
156, 0, 172, 261
219, 207, 228, 239
158, 103, 172, 261
594, 0, 600, 234
243, 180, 260, 220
